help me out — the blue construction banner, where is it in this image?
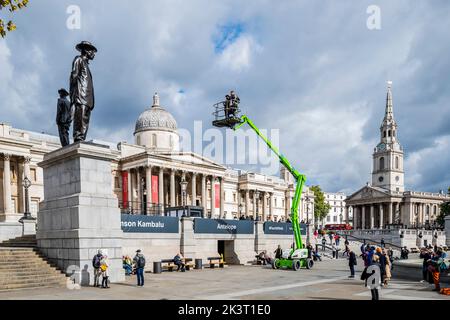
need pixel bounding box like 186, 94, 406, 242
193, 218, 254, 234
121, 214, 179, 233
264, 222, 306, 235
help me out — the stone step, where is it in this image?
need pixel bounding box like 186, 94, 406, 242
0, 280, 67, 291
0, 273, 67, 282
0, 269, 64, 276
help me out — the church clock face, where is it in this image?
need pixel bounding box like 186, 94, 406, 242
395, 176, 400, 182
378, 176, 384, 182
378, 143, 386, 151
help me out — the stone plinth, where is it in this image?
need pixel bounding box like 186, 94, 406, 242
36, 142, 124, 284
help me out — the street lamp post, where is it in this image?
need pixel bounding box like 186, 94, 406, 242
180, 177, 188, 208
19, 177, 34, 222
255, 189, 260, 221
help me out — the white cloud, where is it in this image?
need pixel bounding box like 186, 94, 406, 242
217, 35, 262, 72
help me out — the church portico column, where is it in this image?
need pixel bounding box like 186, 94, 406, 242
394, 202, 400, 223
127, 169, 132, 209
269, 193, 273, 220
379, 203, 384, 229
136, 168, 141, 212
252, 190, 256, 218
262, 192, 267, 221
369, 205, 374, 229
361, 206, 366, 230
388, 202, 393, 224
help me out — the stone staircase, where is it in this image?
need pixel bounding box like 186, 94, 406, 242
0, 236, 68, 291
0, 235, 37, 248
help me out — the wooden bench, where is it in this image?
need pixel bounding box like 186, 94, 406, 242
161, 258, 194, 272
207, 256, 225, 268
255, 255, 267, 265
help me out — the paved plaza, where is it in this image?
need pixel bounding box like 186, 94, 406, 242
0, 259, 448, 300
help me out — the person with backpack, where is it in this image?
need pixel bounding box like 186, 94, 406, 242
348, 249, 357, 278
133, 249, 146, 287
100, 254, 110, 289
174, 253, 186, 272
361, 254, 381, 300
92, 250, 103, 287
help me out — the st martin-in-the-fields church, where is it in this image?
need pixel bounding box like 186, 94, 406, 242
346, 82, 450, 230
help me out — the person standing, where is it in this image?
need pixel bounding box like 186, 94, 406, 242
274, 245, 283, 259
321, 237, 326, 251
56, 88, 72, 147
70, 41, 97, 142
348, 250, 357, 278
383, 249, 392, 286
133, 249, 146, 287
100, 255, 110, 289
92, 250, 103, 287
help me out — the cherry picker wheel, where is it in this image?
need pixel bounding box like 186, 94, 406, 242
272, 258, 280, 269
305, 258, 314, 269
292, 259, 301, 271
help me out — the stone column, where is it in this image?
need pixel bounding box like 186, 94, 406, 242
269, 193, 273, 220
395, 202, 399, 223
169, 168, 175, 207
23, 156, 32, 216
379, 203, 384, 229
252, 191, 257, 218
2, 154, 12, 216
370, 205, 375, 229
191, 172, 197, 206
219, 177, 224, 218
353, 206, 358, 229
245, 190, 250, 218
201, 174, 206, 210
210, 175, 216, 217
388, 202, 393, 224
262, 192, 267, 221
136, 168, 141, 212
361, 206, 366, 230
145, 165, 152, 209
158, 167, 164, 207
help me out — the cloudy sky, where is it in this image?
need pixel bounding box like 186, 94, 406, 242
0, 0, 449, 194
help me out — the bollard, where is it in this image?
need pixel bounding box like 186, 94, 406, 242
195, 258, 203, 270
153, 261, 162, 274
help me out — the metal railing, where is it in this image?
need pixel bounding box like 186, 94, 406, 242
119, 201, 168, 216
336, 232, 403, 250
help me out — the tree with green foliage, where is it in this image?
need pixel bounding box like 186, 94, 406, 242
0, 0, 29, 38
310, 185, 331, 226
436, 186, 450, 227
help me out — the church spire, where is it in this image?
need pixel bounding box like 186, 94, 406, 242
152, 92, 160, 107
384, 81, 394, 122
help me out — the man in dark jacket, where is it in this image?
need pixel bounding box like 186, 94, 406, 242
56, 88, 72, 147
274, 245, 283, 259
348, 250, 357, 278
420, 248, 432, 282
92, 250, 103, 287
174, 253, 186, 272
70, 41, 97, 142
133, 249, 146, 286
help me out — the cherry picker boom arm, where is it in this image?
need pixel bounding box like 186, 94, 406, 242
234, 115, 306, 250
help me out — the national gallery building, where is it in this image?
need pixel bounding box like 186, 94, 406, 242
0, 93, 314, 242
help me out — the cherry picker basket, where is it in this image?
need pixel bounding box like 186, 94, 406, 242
212, 100, 242, 129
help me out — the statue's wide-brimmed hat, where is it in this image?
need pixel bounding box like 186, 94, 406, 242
58, 88, 69, 96
75, 41, 97, 53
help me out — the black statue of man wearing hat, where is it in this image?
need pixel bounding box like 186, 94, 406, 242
56, 88, 72, 147
70, 41, 97, 142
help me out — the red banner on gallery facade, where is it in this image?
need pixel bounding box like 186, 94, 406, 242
151, 175, 158, 203
122, 171, 128, 208
215, 183, 220, 208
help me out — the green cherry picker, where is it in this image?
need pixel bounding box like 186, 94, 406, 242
212, 91, 313, 270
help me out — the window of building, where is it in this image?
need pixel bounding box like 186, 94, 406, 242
274, 198, 277, 207
10, 165, 16, 182
152, 134, 157, 147
136, 135, 141, 145
333, 216, 337, 222
383, 131, 386, 138
334, 207, 336, 212
388, 130, 391, 137
379, 157, 385, 170
395, 156, 399, 169
31, 200, 39, 215
282, 199, 285, 207
114, 177, 120, 189
327, 216, 330, 222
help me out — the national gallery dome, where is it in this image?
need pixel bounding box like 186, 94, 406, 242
134, 93, 180, 152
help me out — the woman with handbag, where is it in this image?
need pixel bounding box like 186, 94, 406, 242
100, 255, 110, 289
